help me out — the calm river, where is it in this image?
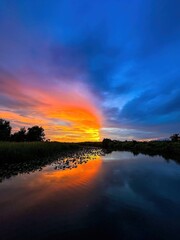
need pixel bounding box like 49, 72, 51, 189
0, 151, 180, 240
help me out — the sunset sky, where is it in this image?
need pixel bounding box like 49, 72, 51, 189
0, 0, 180, 141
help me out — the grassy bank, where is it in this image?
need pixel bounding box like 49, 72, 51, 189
0, 142, 81, 163
102, 140, 180, 162
0, 140, 180, 165
0, 140, 180, 182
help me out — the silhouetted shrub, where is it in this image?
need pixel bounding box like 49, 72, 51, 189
0, 119, 11, 141
170, 133, 180, 142
11, 127, 26, 142
26, 126, 45, 142
102, 138, 113, 149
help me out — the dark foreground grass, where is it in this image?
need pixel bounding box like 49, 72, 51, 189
0, 142, 81, 163
0, 142, 81, 182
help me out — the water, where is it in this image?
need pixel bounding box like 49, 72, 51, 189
0, 151, 180, 240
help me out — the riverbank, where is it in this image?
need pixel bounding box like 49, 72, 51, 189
0, 140, 180, 182
0, 140, 180, 165
102, 139, 180, 162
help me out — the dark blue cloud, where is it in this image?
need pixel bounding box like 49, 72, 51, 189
110, 77, 180, 135
49, 28, 122, 93
134, 0, 180, 58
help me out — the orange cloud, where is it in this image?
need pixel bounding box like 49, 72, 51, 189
0, 71, 102, 141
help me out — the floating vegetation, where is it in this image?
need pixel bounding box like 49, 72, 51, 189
0, 147, 103, 182
53, 148, 103, 171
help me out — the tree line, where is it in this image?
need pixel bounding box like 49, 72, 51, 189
0, 119, 45, 142
102, 133, 180, 149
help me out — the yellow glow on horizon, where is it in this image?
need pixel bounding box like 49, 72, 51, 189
0, 78, 102, 142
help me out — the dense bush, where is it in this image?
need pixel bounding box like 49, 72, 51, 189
0, 119, 46, 142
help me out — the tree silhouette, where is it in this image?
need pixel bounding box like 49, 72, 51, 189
170, 133, 179, 142
26, 126, 45, 142
11, 127, 26, 142
0, 119, 12, 141
102, 138, 113, 148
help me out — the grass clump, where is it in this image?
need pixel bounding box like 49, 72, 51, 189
0, 142, 81, 163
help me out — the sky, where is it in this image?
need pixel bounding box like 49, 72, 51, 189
0, 0, 180, 142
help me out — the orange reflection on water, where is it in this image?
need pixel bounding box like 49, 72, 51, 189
42, 157, 102, 190
28, 157, 103, 214
0, 157, 103, 220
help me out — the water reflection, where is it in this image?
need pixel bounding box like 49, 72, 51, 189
0, 154, 103, 240
0, 157, 102, 217
0, 148, 103, 182
0, 151, 180, 240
